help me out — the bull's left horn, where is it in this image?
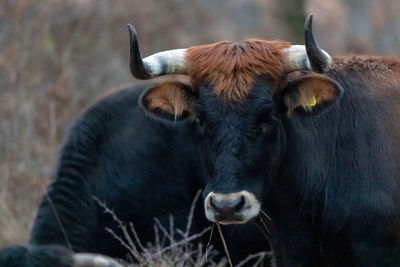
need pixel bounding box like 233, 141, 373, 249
73, 253, 124, 267
304, 14, 332, 73
127, 24, 187, 79
284, 14, 332, 73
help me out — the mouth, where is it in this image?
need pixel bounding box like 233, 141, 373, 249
217, 219, 250, 225
205, 208, 260, 224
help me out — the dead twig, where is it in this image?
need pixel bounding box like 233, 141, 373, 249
45, 191, 73, 252
216, 223, 233, 267
93, 197, 145, 264
185, 190, 202, 238
205, 222, 215, 262
236, 251, 272, 267
157, 227, 211, 255
260, 209, 272, 221
104, 227, 140, 264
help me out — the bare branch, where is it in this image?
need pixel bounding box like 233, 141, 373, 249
158, 227, 211, 255
129, 222, 152, 261
216, 223, 233, 267
104, 227, 141, 262
154, 218, 174, 244
185, 190, 202, 238
205, 223, 215, 262
235, 251, 272, 267
93, 197, 145, 264
90, 192, 228, 266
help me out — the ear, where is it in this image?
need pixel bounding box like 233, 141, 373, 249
139, 81, 198, 121
282, 74, 343, 116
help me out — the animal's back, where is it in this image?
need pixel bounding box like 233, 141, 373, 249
324, 56, 400, 264
332, 55, 400, 178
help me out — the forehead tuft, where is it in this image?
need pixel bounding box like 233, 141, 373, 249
185, 40, 291, 101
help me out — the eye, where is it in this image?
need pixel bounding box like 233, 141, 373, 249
256, 104, 277, 136
195, 115, 206, 137
258, 119, 274, 135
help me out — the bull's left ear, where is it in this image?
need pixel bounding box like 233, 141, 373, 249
282, 74, 343, 116
139, 81, 198, 122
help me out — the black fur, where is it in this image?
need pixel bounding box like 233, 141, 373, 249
0, 84, 269, 266
2, 58, 400, 267
0, 244, 73, 267
193, 67, 400, 266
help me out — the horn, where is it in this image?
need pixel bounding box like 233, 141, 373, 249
284, 14, 332, 73
127, 24, 187, 79
304, 14, 332, 73
73, 253, 124, 267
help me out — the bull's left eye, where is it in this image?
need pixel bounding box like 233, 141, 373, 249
259, 120, 274, 135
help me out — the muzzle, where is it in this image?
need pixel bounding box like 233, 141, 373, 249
204, 191, 261, 224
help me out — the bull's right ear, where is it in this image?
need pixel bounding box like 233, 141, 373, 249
139, 81, 198, 121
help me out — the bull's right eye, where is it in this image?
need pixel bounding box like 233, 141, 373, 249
256, 105, 277, 136
195, 115, 206, 137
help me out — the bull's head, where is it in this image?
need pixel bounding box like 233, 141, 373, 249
129, 15, 343, 224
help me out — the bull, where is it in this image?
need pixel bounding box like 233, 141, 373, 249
1, 14, 400, 266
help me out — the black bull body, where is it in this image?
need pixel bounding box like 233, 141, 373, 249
2, 15, 400, 267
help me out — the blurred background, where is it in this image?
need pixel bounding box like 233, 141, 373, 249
1, 0, 399, 247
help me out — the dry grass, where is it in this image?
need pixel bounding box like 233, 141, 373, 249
0, 0, 127, 246
91, 191, 268, 266
93, 191, 221, 266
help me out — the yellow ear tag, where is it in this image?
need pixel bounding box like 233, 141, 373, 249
310, 95, 317, 107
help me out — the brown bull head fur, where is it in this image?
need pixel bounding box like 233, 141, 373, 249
185, 40, 290, 101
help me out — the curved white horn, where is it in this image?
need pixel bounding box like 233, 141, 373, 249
284, 14, 332, 73
142, 48, 187, 76
284, 45, 311, 72
127, 24, 188, 79
73, 253, 124, 267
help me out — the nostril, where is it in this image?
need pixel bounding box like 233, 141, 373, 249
227, 196, 244, 212
234, 196, 245, 212
210, 197, 220, 210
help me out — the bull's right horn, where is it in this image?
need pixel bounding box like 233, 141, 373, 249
127, 24, 187, 79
